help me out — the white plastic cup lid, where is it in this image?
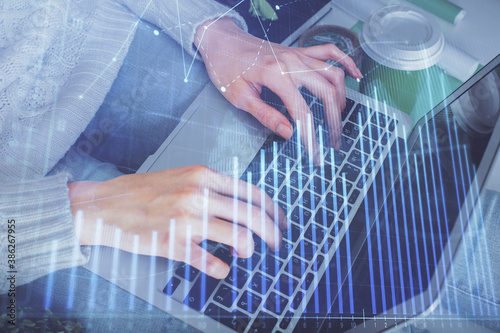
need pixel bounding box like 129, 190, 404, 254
359, 5, 445, 71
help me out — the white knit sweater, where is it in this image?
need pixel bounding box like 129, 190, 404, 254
0, 0, 246, 293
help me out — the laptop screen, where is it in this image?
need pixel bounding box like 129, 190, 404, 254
296, 55, 500, 331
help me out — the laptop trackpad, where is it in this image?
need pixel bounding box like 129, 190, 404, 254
145, 104, 268, 176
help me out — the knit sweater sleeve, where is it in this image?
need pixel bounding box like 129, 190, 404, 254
115, 0, 248, 57
0, 173, 89, 294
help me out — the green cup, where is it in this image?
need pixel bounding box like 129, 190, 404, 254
359, 5, 445, 115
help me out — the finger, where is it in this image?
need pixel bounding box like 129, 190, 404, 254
264, 76, 322, 165
230, 81, 294, 140
298, 71, 343, 148
299, 58, 347, 111
299, 44, 362, 79
192, 218, 255, 258
200, 169, 288, 230
204, 194, 283, 250
186, 242, 230, 279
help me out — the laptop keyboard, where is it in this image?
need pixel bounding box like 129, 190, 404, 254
163, 88, 398, 332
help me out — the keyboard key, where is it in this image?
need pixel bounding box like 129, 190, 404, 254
330, 221, 344, 236
262, 185, 276, 199
275, 274, 298, 296
274, 155, 292, 171
162, 277, 180, 296
294, 240, 318, 260
322, 237, 335, 254
278, 186, 300, 205
291, 292, 305, 309
326, 150, 346, 166
299, 191, 321, 210
237, 252, 261, 271
305, 223, 328, 244
356, 136, 376, 154
260, 255, 284, 276
373, 146, 384, 159
264, 170, 286, 188
253, 234, 268, 254
364, 124, 383, 141
339, 205, 352, 220
281, 141, 300, 160
342, 98, 356, 121
342, 122, 361, 140
340, 164, 360, 183
176, 264, 200, 282
314, 207, 336, 226
285, 256, 309, 278
357, 174, 368, 189
348, 189, 361, 205
309, 176, 330, 194
277, 200, 291, 214
349, 104, 371, 125
388, 119, 397, 132
250, 272, 274, 295
213, 284, 239, 308
325, 192, 344, 212
273, 240, 294, 260
225, 267, 250, 289
301, 273, 315, 290
289, 171, 308, 190
290, 206, 312, 225
381, 132, 391, 145
214, 246, 234, 266
237, 290, 262, 314
319, 163, 336, 180
339, 135, 355, 152
348, 149, 369, 168
205, 304, 250, 333
333, 177, 352, 196
183, 274, 219, 311
280, 311, 295, 330
365, 159, 376, 174
264, 292, 288, 315
312, 254, 325, 272
297, 157, 316, 175
282, 223, 302, 243
371, 111, 389, 128
250, 311, 278, 332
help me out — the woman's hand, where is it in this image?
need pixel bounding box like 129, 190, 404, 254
195, 17, 362, 164
69, 165, 287, 279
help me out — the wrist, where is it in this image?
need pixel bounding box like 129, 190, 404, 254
194, 17, 239, 49
68, 181, 100, 246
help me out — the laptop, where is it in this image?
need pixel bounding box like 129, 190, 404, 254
84, 1, 500, 332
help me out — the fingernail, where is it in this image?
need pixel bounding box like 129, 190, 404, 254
357, 68, 363, 79
277, 123, 293, 139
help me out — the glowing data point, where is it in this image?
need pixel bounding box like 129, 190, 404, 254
356, 78, 361, 82
281, 72, 284, 75
275, 5, 280, 10
112, 58, 117, 62
325, 67, 329, 71
153, 30, 159, 36
220, 87, 226, 92
184, 78, 188, 83
79, 95, 83, 99
204, 26, 208, 30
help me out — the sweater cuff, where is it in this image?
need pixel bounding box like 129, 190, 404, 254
158, 1, 248, 59
0, 173, 90, 293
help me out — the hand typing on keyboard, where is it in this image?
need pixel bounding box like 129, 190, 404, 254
195, 17, 362, 164
68, 165, 288, 279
